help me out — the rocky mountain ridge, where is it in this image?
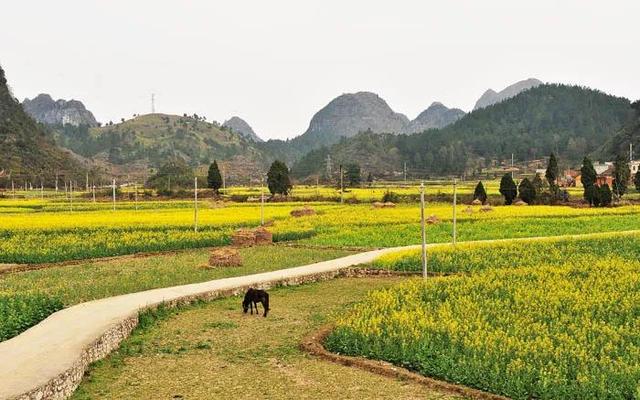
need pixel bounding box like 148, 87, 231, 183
22, 93, 98, 127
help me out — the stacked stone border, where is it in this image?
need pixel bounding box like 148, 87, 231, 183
301, 325, 510, 400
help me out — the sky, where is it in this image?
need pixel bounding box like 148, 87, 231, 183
1, 0, 639, 140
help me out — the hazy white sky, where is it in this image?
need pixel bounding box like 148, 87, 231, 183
1, 0, 639, 140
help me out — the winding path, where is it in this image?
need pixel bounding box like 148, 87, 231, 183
1, 230, 638, 400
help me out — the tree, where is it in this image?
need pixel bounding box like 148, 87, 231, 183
345, 163, 361, 187
207, 160, 223, 194
473, 181, 487, 204
612, 154, 630, 200
267, 160, 292, 195
366, 172, 373, 186
634, 171, 640, 192
518, 178, 536, 204
499, 173, 517, 205
580, 157, 597, 206
532, 174, 544, 198
545, 153, 559, 195
146, 157, 194, 191
599, 183, 612, 206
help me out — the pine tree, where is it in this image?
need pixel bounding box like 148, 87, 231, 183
599, 183, 612, 206
518, 178, 536, 204
580, 157, 597, 205
499, 173, 517, 205
545, 153, 559, 194
267, 160, 292, 195
207, 160, 223, 194
473, 181, 487, 204
612, 154, 630, 200
532, 174, 544, 198
345, 163, 361, 187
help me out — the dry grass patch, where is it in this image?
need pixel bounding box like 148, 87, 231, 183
71, 278, 459, 400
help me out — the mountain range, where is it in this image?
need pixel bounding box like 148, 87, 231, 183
473, 78, 543, 110
222, 116, 263, 142
3, 62, 637, 182
22, 94, 98, 127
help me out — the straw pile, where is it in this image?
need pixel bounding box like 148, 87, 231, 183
231, 227, 273, 247
290, 206, 316, 217
372, 202, 396, 208
208, 247, 242, 268
480, 205, 494, 212
232, 229, 256, 247
426, 214, 440, 225
254, 227, 273, 245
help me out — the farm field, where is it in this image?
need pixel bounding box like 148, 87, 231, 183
70, 277, 458, 400
328, 232, 640, 399
2, 196, 640, 263
0, 246, 352, 341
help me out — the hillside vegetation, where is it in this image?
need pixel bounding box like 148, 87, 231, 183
0, 65, 85, 180
54, 113, 265, 170
293, 84, 633, 177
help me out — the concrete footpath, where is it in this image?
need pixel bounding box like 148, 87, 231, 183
0, 245, 420, 400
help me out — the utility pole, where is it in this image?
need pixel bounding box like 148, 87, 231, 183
92, 184, 96, 203
222, 165, 226, 194
151, 93, 155, 113
420, 181, 427, 279
134, 183, 138, 210
326, 154, 332, 179
11, 179, 15, 199
69, 180, 73, 212
339, 164, 344, 204
194, 177, 198, 232
55, 172, 59, 192
85, 172, 89, 192
315, 175, 319, 199
511, 153, 514, 178
403, 161, 407, 183
452, 178, 457, 246
260, 176, 265, 226
112, 178, 116, 211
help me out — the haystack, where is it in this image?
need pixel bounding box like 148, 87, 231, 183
254, 227, 273, 245
480, 205, 493, 212
231, 227, 273, 247
232, 229, 256, 247
514, 200, 528, 206
426, 214, 440, 225
471, 199, 482, 205
290, 206, 316, 217
372, 202, 396, 208
208, 247, 242, 268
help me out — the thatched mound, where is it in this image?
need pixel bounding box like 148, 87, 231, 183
231, 227, 273, 247
480, 205, 494, 212
426, 214, 440, 225
372, 202, 396, 208
471, 199, 482, 205
254, 227, 273, 245
208, 247, 242, 268
232, 229, 256, 247
290, 206, 316, 217
514, 200, 528, 206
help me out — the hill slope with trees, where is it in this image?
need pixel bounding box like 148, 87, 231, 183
292, 84, 633, 178
0, 65, 85, 181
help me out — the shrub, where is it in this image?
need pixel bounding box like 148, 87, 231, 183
0, 294, 64, 341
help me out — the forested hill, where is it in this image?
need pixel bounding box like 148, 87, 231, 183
0, 65, 85, 180
596, 100, 640, 159
292, 84, 633, 178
